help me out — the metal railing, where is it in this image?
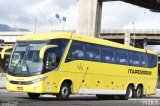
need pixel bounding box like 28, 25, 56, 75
101, 29, 160, 34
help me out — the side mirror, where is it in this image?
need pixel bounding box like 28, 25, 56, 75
39, 45, 58, 59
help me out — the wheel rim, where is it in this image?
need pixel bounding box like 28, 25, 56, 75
61, 86, 68, 97
137, 89, 142, 97
128, 89, 133, 98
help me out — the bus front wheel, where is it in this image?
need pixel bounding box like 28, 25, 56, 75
56, 83, 70, 100
27, 93, 40, 99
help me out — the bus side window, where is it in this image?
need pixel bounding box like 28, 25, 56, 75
102, 46, 115, 63
66, 41, 85, 62
44, 48, 57, 72
115, 49, 128, 65
128, 51, 140, 66
148, 54, 157, 68
140, 53, 147, 67
85, 43, 101, 62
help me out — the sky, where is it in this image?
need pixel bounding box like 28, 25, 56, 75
0, 0, 160, 32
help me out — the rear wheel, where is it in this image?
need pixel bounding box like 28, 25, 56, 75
120, 85, 134, 100
56, 83, 71, 100
135, 86, 143, 98
27, 93, 40, 99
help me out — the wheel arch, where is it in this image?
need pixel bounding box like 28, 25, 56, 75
136, 83, 144, 89
127, 83, 135, 90
58, 79, 73, 93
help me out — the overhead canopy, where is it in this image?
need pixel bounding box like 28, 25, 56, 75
103, 0, 160, 12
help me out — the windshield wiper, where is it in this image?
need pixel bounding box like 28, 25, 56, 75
11, 45, 30, 75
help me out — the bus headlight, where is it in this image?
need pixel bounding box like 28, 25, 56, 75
31, 77, 48, 83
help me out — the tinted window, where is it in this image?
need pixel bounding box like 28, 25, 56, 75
85, 43, 101, 61
128, 51, 140, 66
140, 53, 147, 67
50, 39, 69, 58
49, 39, 69, 65
102, 46, 115, 63
116, 49, 128, 65
66, 41, 85, 61
148, 54, 157, 68
158, 57, 160, 61
44, 48, 57, 72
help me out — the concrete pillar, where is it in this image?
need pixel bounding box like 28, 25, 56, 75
124, 33, 131, 46
77, 0, 102, 38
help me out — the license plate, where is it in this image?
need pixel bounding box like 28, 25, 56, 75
17, 87, 23, 90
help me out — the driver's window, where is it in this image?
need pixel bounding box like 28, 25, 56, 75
45, 51, 57, 71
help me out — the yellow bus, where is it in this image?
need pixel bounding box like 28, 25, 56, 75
6, 32, 158, 100
0, 44, 13, 73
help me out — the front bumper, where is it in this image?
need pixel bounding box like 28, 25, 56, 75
6, 80, 44, 93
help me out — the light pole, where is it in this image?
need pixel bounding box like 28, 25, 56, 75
62, 13, 69, 31
48, 19, 53, 32
62, 17, 66, 31
132, 22, 136, 47
34, 9, 40, 34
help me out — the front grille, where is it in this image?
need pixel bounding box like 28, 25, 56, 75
9, 80, 33, 85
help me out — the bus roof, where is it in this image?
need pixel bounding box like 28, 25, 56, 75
17, 32, 72, 41
18, 32, 156, 55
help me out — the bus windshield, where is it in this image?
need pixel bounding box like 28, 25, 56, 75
8, 39, 69, 76
8, 42, 47, 76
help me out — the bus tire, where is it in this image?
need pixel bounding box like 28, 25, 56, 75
96, 95, 105, 100
121, 85, 134, 100
56, 83, 70, 100
135, 86, 143, 98
27, 93, 40, 99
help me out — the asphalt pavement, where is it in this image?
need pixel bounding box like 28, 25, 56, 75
0, 89, 160, 106
1, 74, 160, 106
0, 76, 6, 89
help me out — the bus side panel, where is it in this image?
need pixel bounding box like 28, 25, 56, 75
78, 73, 92, 94
57, 71, 76, 93
92, 74, 105, 90
43, 71, 59, 93
57, 61, 88, 94
148, 78, 157, 95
